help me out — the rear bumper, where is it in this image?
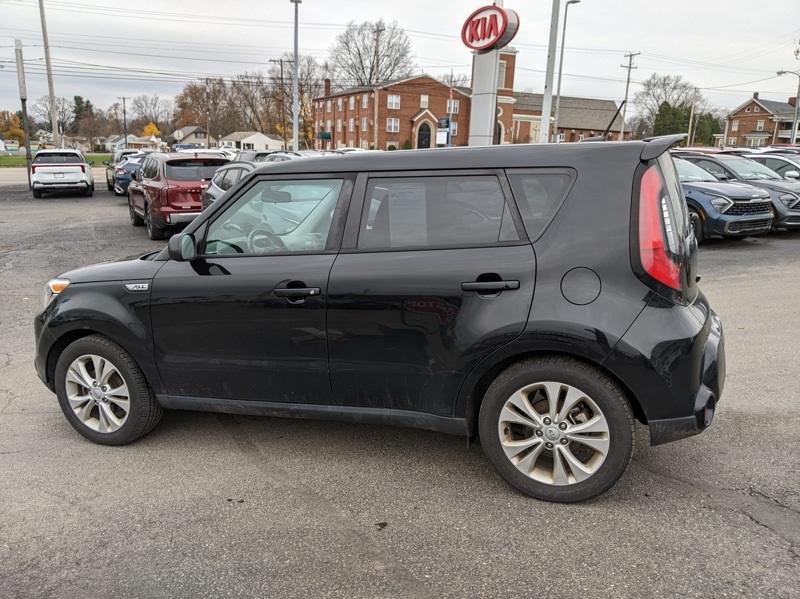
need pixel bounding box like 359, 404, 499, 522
603, 293, 725, 447
648, 312, 724, 445
165, 211, 202, 225
32, 180, 90, 190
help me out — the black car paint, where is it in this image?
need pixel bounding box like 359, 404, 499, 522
35, 138, 723, 446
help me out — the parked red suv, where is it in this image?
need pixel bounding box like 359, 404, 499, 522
128, 153, 228, 239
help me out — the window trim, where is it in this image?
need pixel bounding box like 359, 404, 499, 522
194, 172, 355, 259
340, 169, 529, 253
387, 94, 401, 110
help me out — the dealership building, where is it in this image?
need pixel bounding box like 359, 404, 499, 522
312, 47, 628, 150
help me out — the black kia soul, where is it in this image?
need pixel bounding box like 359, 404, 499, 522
34, 134, 724, 503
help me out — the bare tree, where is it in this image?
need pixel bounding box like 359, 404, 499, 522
173, 78, 241, 141
633, 73, 702, 133
329, 20, 414, 86
266, 54, 326, 148
131, 94, 173, 132
440, 72, 470, 88
33, 96, 74, 136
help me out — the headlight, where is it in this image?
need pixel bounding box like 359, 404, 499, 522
778, 193, 800, 209
709, 195, 733, 213
43, 278, 70, 308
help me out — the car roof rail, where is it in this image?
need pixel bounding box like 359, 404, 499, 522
641, 134, 688, 160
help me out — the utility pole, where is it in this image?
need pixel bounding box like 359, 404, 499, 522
553, 0, 581, 142
290, 0, 301, 152
687, 101, 696, 147
777, 70, 800, 145
270, 58, 289, 150
372, 22, 385, 84
619, 51, 640, 141
118, 96, 129, 148
37, 0, 59, 148
538, 0, 561, 143
14, 40, 33, 190
205, 82, 211, 149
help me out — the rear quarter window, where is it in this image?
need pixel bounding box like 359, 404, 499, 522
505, 169, 575, 241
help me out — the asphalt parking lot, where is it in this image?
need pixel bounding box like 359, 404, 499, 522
1, 179, 798, 598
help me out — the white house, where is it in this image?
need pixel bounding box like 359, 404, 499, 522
219, 131, 283, 151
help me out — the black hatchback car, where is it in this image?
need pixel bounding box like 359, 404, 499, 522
34, 135, 724, 503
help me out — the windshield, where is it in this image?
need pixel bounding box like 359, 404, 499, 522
165, 158, 227, 181
717, 156, 781, 180
675, 158, 718, 182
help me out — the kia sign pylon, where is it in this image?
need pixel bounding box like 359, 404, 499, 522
466, 3, 519, 146
461, 5, 519, 53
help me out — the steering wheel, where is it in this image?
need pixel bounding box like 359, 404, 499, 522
247, 228, 288, 253
213, 239, 244, 254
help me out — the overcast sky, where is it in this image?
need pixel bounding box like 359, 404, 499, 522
1, 0, 799, 119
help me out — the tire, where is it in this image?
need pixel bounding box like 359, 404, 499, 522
106, 177, 113, 191
84, 186, 94, 197
478, 356, 635, 503
54, 334, 163, 445
33, 189, 42, 198
689, 208, 704, 243
129, 195, 144, 226
144, 204, 165, 240
722, 235, 746, 241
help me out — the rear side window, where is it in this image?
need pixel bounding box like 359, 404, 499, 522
358, 175, 518, 250
220, 168, 241, 190
505, 169, 574, 241
165, 159, 228, 181
33, 152, 83, 164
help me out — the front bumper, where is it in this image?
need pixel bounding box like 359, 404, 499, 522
771, 201, 800, 229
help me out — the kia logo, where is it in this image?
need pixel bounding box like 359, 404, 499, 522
461, 5, 520, 53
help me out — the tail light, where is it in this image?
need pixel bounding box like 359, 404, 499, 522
638, 165, 681, 291
31, 165, 37, 174
79, 164, 85, 173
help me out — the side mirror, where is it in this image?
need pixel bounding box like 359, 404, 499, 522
715, 172, 729, 180
168, 233, 197, 261
784, 170, 800, 179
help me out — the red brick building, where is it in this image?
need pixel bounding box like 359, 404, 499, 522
720, 92, 798, 147
313, 47, 627, 149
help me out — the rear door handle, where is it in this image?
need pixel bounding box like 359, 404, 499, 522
461, 280, 520, 292
274, 287, 321, 297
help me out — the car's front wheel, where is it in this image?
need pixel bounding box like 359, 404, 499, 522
689, 208, 704, 243
54, 335, 163, 445
479, 357, 634, 503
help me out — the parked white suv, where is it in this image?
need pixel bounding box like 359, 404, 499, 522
31, 149, 94, 198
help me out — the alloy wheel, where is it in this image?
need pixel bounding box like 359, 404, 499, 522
64, 354, 130, 433
497, 381, 610, 486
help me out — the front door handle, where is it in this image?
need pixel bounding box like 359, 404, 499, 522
274, 287, 321, 298
461, 280, 520, 292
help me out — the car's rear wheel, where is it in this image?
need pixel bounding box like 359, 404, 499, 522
479, 357, 634, 503
144, 204, 165, 240
106, 177, 113, 191
32, 189, 42, 198
129, 195, 144, 226
54, 335, 163, 445
689, 208, 704, 243
84, 186, 93, 197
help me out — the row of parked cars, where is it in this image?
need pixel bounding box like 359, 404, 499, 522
105, 148, 357, 239
672, 147, 800, 241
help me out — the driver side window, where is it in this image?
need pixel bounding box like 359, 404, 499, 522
203, 178, 344, 256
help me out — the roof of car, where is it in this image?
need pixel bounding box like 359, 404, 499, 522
36, 148, 82, 154
252, 139, 673, 176
148, 152, 230, 161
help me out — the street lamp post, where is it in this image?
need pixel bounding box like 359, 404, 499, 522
777, 70, 800, 145
290, 0, 301, 152
552, 0, 580, 142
